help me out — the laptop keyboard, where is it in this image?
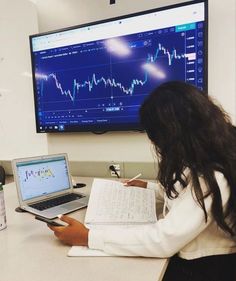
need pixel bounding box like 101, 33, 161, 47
29, 193, 84, 211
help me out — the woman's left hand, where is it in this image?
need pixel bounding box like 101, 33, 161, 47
48, 215, 89, 246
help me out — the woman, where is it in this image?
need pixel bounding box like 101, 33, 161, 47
49, 81, 236, 280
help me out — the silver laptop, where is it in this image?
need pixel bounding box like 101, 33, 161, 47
12, 153, 89, 219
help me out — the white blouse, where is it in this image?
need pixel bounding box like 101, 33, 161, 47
88, 172, 236, 259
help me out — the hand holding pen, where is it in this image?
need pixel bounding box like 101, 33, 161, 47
123, 173, 147, 188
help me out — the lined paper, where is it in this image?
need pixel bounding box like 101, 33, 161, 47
85, 178, 157, 225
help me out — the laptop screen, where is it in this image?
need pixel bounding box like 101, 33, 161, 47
16, 155, 71, 201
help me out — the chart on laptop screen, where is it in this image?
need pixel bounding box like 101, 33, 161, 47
16, 157, 70, 201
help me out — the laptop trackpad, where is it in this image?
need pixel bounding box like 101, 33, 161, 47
62, 201, 86, 211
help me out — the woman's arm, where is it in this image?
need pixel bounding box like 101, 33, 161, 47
89, 173, 230, 257
124, 179, 165, 202
49, 173, 229, 257
88, 186, 212, 257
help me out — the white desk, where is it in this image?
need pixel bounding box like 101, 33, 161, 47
0, 177, 168, 281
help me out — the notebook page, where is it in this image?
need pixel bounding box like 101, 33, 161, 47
85, 178, 157, 225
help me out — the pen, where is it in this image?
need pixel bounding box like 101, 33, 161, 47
124, 173, 142, 185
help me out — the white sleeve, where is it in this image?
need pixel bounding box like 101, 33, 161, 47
88, 173, 229, 258
147, 181, 165, 203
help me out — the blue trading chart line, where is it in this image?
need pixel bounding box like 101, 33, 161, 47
39, 42, 187, 102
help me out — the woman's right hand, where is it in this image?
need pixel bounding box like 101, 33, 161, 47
123, 179, 147, 188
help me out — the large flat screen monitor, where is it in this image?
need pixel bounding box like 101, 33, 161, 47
29, 0, 208, 133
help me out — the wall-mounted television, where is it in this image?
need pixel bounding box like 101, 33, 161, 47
29, 0, 208, 133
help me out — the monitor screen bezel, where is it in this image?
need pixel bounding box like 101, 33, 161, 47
29, 0, 208, 133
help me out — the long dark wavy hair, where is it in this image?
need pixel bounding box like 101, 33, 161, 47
140, 81, 236, 235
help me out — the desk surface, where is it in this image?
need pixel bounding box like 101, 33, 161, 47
0, 177, 168, 281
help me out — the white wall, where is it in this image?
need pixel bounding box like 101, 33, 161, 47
0, 0, 48, 160
208, 0, 236, 119
37, 0, 236, 162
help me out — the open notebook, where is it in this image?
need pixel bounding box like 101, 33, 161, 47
85, 178, 157, 225
68, 178, 157, 256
